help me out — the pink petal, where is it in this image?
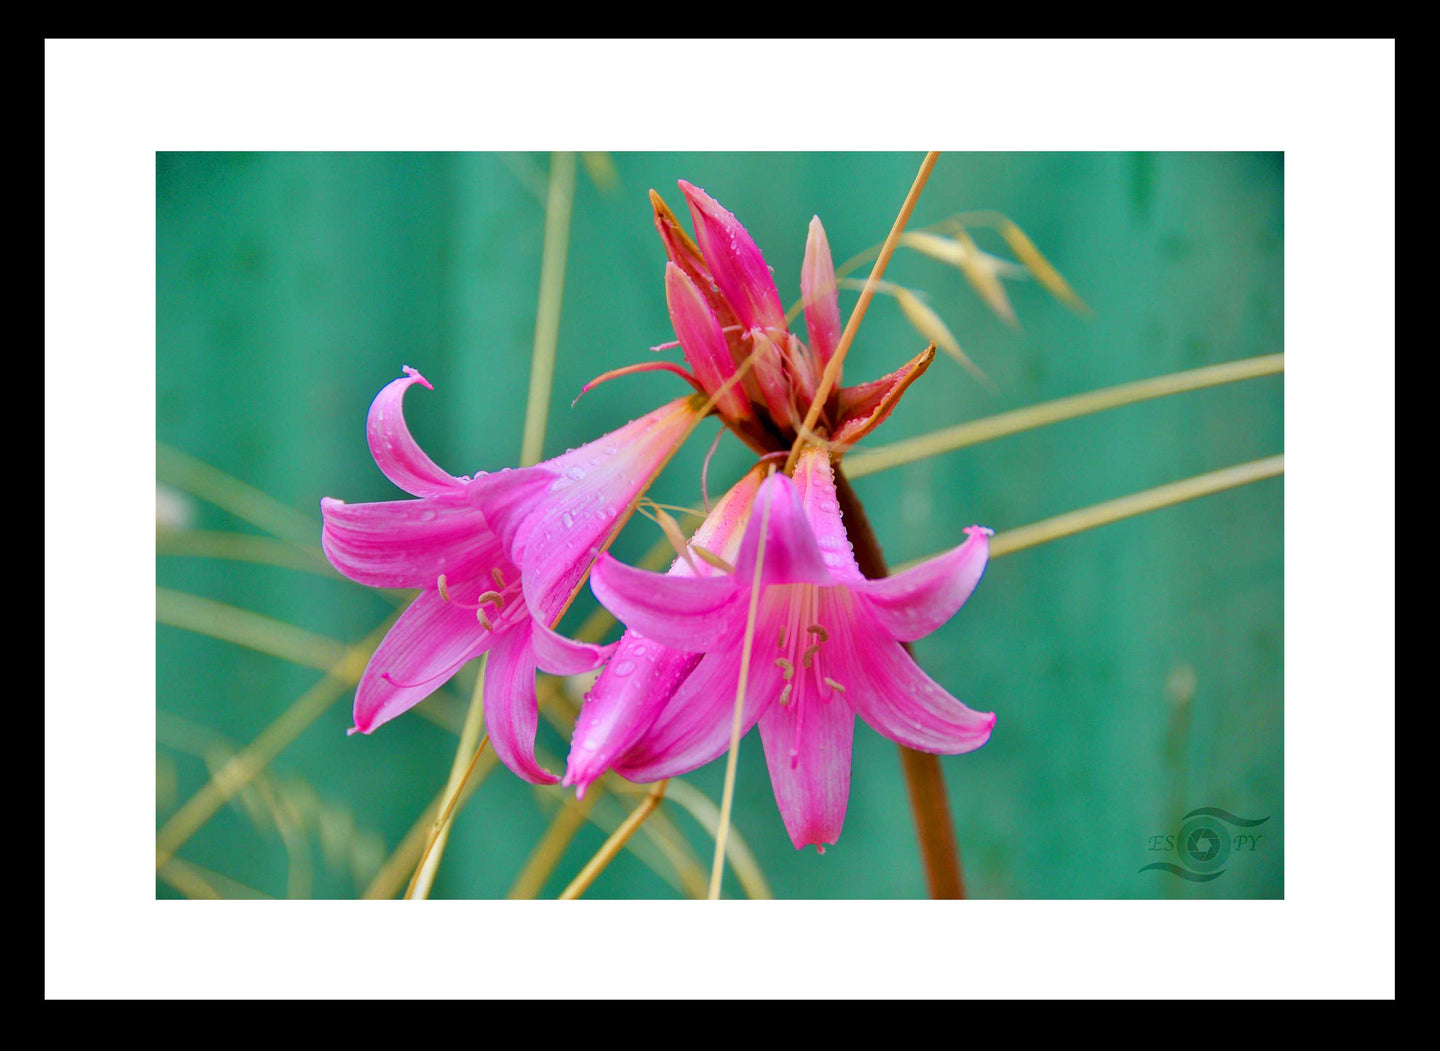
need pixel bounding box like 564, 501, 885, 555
351, 588, 494, 735
530, 617, 614, 676
464, 467, 563, 559
852, 526, 991, 642
665, 263, 750, 422
512, 395, 705, 623
823, 590, 996, 754
789, 447, 864, 583
564, 467, 764, 794
320, 495, 497, 590
830, 345, 936, 452
482, 624, 559, 785
678, 181, 786, 334
612, 634, 785, 783
801, 216, 843, 372
589, 553, 739, 652
745, 328, 799, 429
566, 641, 703, 797
758, 674, 855, 851
650, 189, 723, 312
366, 367, 463, 498
734, 472, 834, 589
650, 190, 775, 419
780, 330, 821, 416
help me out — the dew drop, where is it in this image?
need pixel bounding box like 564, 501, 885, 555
613, 660, 636, 677
562, 512, 574, 528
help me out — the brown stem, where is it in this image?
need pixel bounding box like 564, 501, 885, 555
833, 465, 966, 899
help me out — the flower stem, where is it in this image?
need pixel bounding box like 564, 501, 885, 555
895, 454, 1286, 572
709, 465, 777, 898
519, 151, 577, 467
833, 465, 966, 898
155, 616, 395, 870
404, 664, 490, 900
413, 151, 576, 898
507, 786, 600, 899
558, 780, 669, 899
843, 354, 1284, 479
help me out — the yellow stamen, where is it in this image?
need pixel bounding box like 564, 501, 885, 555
774, 657, 794, 681
807, 624, 829, 643
801, 643, 821, 668
777, 624, 786, 648
477, 609, 494, 631
778, 683, 792, 706
437, 575, 450, 602
823, 677, 846, 693
491, 567, 506, 589
478, 590, 505, 611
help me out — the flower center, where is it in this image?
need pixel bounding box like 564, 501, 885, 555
769, 584, 845, 709
435, 568, 522, 633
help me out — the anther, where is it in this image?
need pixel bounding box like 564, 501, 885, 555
823, 677, 846, 693
774, 657, 794, 680
437, 574, 450, 602
779, 683, 792, 706
477, 609, 495, 631
491, 567, 506, 589
691, 545, 734, 574
807, 624, 829, 643
477, 590, 505, 611
777, 624, 787, 648
801, 643, 822, 668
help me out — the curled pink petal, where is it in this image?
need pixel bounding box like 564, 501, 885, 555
852, 526, 990, 642
801, 215, 843, 372
678, 180, 786, 333
365, 367, 462, 498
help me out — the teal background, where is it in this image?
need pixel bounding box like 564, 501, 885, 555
156, 152, 1283, 899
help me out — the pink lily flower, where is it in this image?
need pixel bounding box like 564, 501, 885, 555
651, 182, 936, 455
563, 466, 765, 798
588, 446, 996, 851
320, 366, 704, 783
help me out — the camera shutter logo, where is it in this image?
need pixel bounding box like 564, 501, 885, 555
1140, 807, 1268, 882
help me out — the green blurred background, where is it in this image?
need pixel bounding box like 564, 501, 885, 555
156, 152, 1283, 899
